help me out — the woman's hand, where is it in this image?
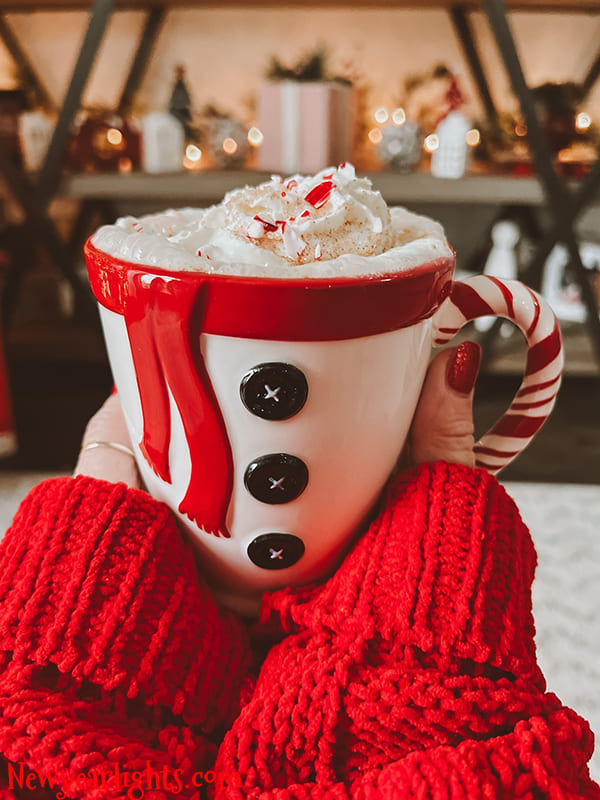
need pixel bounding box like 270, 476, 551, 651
73, 393, 141, 489
408, 340, 481, 469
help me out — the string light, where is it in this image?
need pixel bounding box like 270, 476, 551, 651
575, 112, 591, 132
106, 128, 123, 146
248, 126, 264, 145
183, 143, 202, 170
424, 134, 439, 152
515, 122, 527, 137
465, 128, 481, 146
374, 107, 389, 124
222, 137, 238, 155
391, 107, 406, 126
185, 144, 201, 161
368, 127, 383, 144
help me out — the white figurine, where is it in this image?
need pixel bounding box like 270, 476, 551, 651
475, 219, 520, 333
18, 111, 54, 172
141, 111, 185, 174
541, 242, 600, 323
431, 110, 471, 179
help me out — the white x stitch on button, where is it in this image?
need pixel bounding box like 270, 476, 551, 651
269, 548, 284, 560
268, 476, 286, 491
263, 384, 281, 402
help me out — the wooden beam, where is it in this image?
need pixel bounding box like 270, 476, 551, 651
0, 14, 54, 110
0, 0, 599, 12
581, 48, 600, 99
36, 0, 115, 207
449, 5, 499, 126
118, 5, 166, 115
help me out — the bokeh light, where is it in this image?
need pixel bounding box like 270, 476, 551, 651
248, 126, 264, 145
465, 128, 481, 146
424, 134, 439, 152
185, 144, 202, 162
106, 128, 123, 146
222, 137, 238, 155
368, 127, 383, 144
576, 112, 592, 132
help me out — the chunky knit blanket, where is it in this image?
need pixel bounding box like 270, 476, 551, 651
0, 462, 597, 799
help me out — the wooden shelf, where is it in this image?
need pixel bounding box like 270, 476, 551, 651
1, 0, 599, 11
57, 169, 600, 208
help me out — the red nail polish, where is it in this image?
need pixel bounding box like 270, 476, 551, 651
446, 341, 481, 394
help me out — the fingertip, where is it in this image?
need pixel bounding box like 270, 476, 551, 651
409, 342, 479, 469
446, 341, 481, 395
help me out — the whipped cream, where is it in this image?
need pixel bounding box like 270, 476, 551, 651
92, 163, 453, 278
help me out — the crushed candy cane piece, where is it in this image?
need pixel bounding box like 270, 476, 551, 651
253, 214, 278, 233
283, 224, 307, 258
314, 243, 322, 260
304, 180, 334, 209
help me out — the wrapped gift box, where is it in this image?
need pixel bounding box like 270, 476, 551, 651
257, 80, 354, 174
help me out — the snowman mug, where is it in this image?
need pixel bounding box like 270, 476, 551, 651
85, 239, 562, 609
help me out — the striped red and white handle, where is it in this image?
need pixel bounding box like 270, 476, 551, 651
432, 275, 563, 474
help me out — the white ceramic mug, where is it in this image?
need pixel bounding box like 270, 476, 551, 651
85, 239, 563, 609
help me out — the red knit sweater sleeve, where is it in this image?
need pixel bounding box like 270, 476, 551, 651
0, 475, 253, 800
214, 461, 599, 800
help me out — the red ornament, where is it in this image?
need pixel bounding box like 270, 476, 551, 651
67, 111, 141, 173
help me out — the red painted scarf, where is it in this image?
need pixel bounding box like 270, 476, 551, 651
124, 273, 233, 537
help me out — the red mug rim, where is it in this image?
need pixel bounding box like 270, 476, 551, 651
84, 237, 455, 341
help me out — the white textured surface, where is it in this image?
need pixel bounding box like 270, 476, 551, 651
504, 482, 600, 783
0, 473, 65, 522
0, 474, 598, 781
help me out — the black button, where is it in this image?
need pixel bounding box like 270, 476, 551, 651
244, 453, 308, 504
240, 362, 308, 420
247, 533, 305, 570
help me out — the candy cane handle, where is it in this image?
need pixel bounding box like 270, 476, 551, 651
432, 275, 563, 474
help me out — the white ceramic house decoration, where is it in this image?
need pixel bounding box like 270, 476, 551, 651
141, 111, 185, 174
18, 111, 55, 172
431, 110, 471, 179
